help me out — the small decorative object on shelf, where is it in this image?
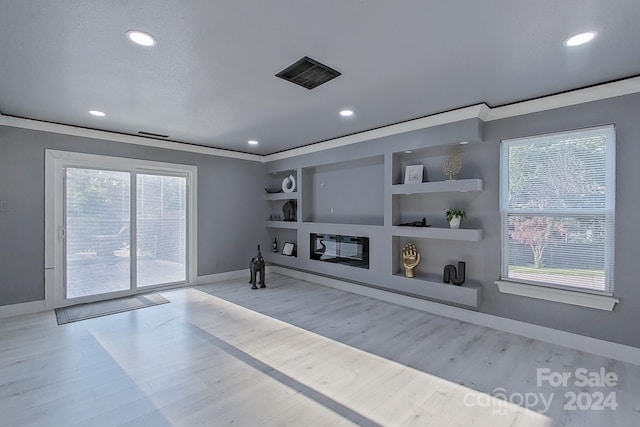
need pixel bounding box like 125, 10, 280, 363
446, 209, 465, 229
282, 174, 296, 193
399, 217, 430, 227
282, 242, 296, 256
273, 237, 278, 252
265, 187, 282, 194
443, 145, 463, 180
401, 242, 421, 278
282, 199, 297, 221
443, 261, 466, 286
404, 165, 424, 184
249, 245, 266, 289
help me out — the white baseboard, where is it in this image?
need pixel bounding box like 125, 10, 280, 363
0, 300, 47, 319
271, 266, 640, 366
196, 267, 273, 286
0, 268, 271, 319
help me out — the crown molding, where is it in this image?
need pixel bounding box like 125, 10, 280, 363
485, 76, 640, 122
2, 77, 639, 163
0, 114, 261, 162
262, 104, 488, 163
263, 77, 640, 162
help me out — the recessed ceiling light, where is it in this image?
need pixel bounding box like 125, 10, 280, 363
126, 30, 156, 47
88, 110, 106, 117
404, 150, 413, 154
564, 31, 597, 47
339, 110, 354, 117
459, 141, 469, 145
248, 140, 259, 145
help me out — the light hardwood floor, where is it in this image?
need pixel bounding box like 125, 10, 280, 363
1, 273, 639, 426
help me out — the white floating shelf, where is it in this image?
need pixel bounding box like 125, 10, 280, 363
391, 226, 483, 241
390, 273, 481, 307
264, 252, 298, 267
265, 192, 297, 201
391, 178, 483, 194
264, 221, 298, 229
300, 221, 384, 235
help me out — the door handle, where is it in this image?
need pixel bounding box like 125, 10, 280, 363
58, 225, 66, 240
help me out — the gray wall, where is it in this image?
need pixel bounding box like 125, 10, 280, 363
265, 94, 640, 347
480, 93, 640, 347
0, 126, 265, 306
303, 156, 384, 225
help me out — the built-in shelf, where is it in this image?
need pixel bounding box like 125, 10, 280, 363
265, 192, 297, 201
391, 178, 483, 195
265, 221, 298, 229
391, 226, 483, 241
302, 221, 383, 234
390, 273, 481, 307
264, 252, 298, 267
263, 130, 485, 309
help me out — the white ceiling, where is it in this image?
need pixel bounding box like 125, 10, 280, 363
1, 0, 639, 155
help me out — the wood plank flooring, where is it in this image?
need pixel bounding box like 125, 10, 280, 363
1, 273, 639, 426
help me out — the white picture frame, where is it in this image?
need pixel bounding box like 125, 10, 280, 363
404, 165, 424, 184
282, 242, 296, 256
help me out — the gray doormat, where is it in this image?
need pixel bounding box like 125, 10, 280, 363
55, 293, 169, 324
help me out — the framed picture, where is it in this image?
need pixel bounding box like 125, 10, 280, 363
404, 165, 424, 184
282, 242, 296, 256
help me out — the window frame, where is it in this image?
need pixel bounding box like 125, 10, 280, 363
499, 125, 616, 298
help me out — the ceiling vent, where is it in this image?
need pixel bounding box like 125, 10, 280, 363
275, 56, 341, 90
138, 131, 169, 138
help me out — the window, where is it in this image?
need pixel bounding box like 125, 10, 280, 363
500, 125, 615, 295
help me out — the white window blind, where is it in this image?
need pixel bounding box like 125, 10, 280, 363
500, 125, 615, 294
137, 174, 187, 287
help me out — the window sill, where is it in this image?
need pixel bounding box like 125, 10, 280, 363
495, 280, 619, 311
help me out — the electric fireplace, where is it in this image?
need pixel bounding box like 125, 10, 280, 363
310, 233, 369, 269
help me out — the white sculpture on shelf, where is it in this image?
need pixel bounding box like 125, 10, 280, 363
282, 174, 296, 193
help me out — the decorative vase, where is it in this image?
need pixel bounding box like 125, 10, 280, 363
443, 145, 463, 180
449, 217, 461, 229
282, 174, 296, 193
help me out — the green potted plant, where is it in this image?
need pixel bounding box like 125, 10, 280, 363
446, 209, 465, 229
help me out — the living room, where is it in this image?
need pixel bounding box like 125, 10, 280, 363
1, 2, 639, 425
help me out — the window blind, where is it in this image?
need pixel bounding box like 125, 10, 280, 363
137, 173, 187, 287
500, 125, 615, 294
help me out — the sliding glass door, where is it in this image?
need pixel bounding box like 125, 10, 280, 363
65, 167, 132, 298
48, 151, 196, 306
136, 174, 187, 287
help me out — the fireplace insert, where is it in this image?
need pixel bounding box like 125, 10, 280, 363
310, 233, 369, 269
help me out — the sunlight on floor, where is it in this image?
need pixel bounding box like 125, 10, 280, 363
90, 288, 552, 426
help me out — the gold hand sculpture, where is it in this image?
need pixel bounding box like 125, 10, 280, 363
402, 243, 421, 278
